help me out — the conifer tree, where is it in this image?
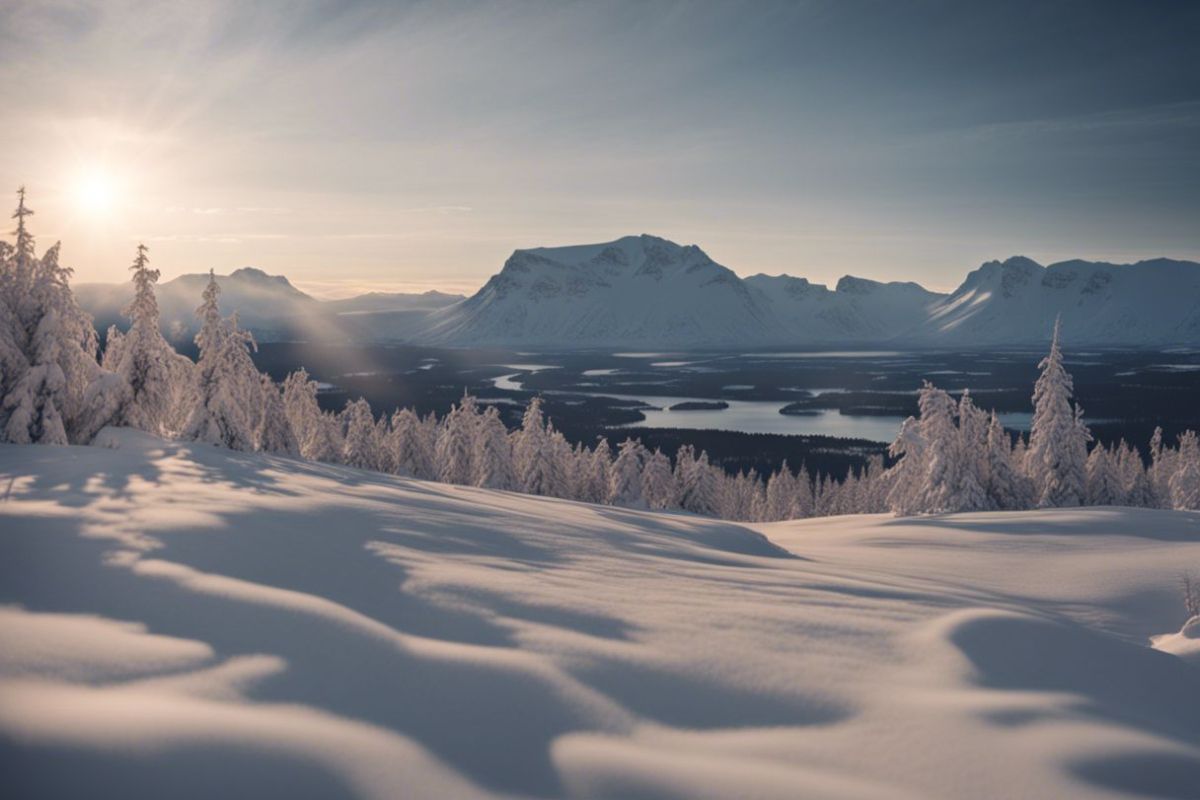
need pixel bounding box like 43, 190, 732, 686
641, 447, 677, 510
388, 407, 436, 478
473, 404, 515, 490
342, 397, 380, 470
609, 438, 647, 507
884, 416, 926, 515
676, 447, 721, 516
306, 411, 345, 463
1085, 445, 1124, 506
984, 412, 1029, 510
181, 271, 258, 449
256, 373, 299, 455
1118, 441, 1155, 507
1147, 427, 1175, 508
102, 244, 192, 434
913, 382, 988, 513
436, 395, 478, 485
514, 397, 560, 496
1, 190, 126, 444
578, 437, 612, 503
794, 463, 815, 518
1168, 430, 1200, 510
1027, 319, 1090, 507
764, 462, 797, 520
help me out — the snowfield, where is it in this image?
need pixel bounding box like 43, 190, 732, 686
1, 430, 1198, 799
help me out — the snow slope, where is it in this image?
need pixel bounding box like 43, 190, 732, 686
2, 431, 1198, 799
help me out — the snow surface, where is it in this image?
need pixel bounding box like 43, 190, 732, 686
2, 430, 1199, 799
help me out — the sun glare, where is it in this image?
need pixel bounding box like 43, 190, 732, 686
71, 168, 118, 216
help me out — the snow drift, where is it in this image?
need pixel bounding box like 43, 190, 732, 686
1, 431, 1198, 799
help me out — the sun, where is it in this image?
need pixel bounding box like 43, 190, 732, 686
71, 168, 119, 217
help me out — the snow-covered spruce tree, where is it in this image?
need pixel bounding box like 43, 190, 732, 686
1168, 430, 1200, 510
911, 382, 988, 514
565, 441, 589, 499
744, 470, 767, 521
436, 394, 479, 485
1, 190, 126, 444
985, 412, 1030, 510
513, 397, 562, 496
281, 368, 324, 458
342, 397, 380, 470
181, 271, 259, 450
373, 413, 396, 473
957, 390, 991, 506
1026, 319, 1091, 508
577, 437, 612, 503
0, 240, 28, 407
721, 469, 762, 521
860, 454, 888, 514
813, 474, 836, 517
546, 428, 577, 499
763, 461, 798, 521
674, 445, 721, 516
609, 438, 648, 508
884, 416, 926, 515
641, 447, 677, 510
794, 463, 815, 518
1085, 444, 1125, 506
0, 192, 35, 408
1147, 427, 1176, 508
473, 404, 515, 490
307, 411, 345, 464
1118, 441, 1155, 508
388, 407, 436, 478
256, 373, 299, 455
101, 244, 192, 434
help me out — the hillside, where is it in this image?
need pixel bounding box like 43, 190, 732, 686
2, 431, 1197, 799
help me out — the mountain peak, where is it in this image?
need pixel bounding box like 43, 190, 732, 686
230, 266, 291, 285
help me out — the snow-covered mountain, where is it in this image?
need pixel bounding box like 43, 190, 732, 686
424, 237, 1200, 347
74, 240, 1200, 348
323, 290, 462, 316
745, 273, 945, 343
76, 269, 464, 344
917, 256, 1200, 345
422, 234, 946, 346
2, 431, 1197, 798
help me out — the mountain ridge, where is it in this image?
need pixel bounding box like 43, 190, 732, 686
74, 235, 1200, 347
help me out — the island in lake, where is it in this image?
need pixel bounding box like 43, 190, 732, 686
668, 400, 730, 411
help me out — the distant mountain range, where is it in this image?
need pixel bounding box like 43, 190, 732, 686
75, 236, 1200, 347
75, 268, 464, 344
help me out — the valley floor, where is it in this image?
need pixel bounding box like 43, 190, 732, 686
1, 430, 1198, 799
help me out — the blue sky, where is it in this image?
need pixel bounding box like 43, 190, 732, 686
2, 0, 1197, 295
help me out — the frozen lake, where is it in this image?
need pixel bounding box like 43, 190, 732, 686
489, 375, 1041, 441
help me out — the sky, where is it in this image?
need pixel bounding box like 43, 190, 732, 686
1, 0, 1197, 297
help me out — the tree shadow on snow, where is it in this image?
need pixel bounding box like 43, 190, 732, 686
878, 507, 1200, 542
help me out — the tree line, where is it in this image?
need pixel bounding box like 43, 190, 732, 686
2, 190, 1198, 519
